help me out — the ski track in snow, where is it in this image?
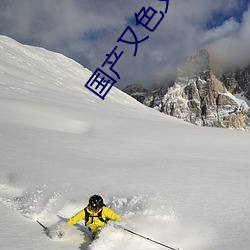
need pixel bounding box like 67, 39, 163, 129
0, 99, 91, 134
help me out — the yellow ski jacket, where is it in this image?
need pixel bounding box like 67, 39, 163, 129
67, 206, 121, 233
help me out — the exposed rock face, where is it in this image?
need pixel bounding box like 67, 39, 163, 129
218, 66, 250, 99
123, 84, 146, 95
123, 49, 250, 130
123, 84, 147, 103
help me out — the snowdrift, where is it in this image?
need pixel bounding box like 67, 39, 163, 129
0, 36, 250, 250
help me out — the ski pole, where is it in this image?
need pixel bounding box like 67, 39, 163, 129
37, 220, 48, 231
122, 227, 180, 250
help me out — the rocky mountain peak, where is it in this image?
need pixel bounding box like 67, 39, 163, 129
123, 49, 250, 130
177, 49, 210, 78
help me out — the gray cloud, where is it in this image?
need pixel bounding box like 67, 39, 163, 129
0, 0, 249, 89
209, 4, 250, 69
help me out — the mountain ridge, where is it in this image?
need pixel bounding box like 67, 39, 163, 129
123, 49, 250, 130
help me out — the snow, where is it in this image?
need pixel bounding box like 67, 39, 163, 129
234, 93, 250, 107
0, 35, 250, 250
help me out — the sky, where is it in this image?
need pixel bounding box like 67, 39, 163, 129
0, 0, 249, 89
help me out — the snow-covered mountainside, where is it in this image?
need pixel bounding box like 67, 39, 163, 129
0, 36, 250, 250
124, 49, 250, 130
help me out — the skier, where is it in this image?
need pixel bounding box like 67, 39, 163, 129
66, 194, 122, 239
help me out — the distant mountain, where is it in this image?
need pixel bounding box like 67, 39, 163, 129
217, 66, 250, 100
123, 49, 250, 130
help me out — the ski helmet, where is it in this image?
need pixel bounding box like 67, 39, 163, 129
89, 195, 104, 210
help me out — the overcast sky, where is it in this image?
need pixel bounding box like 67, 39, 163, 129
0, 0, 249, 89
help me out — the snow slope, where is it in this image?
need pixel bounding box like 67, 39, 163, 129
0, 35, 250, 250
